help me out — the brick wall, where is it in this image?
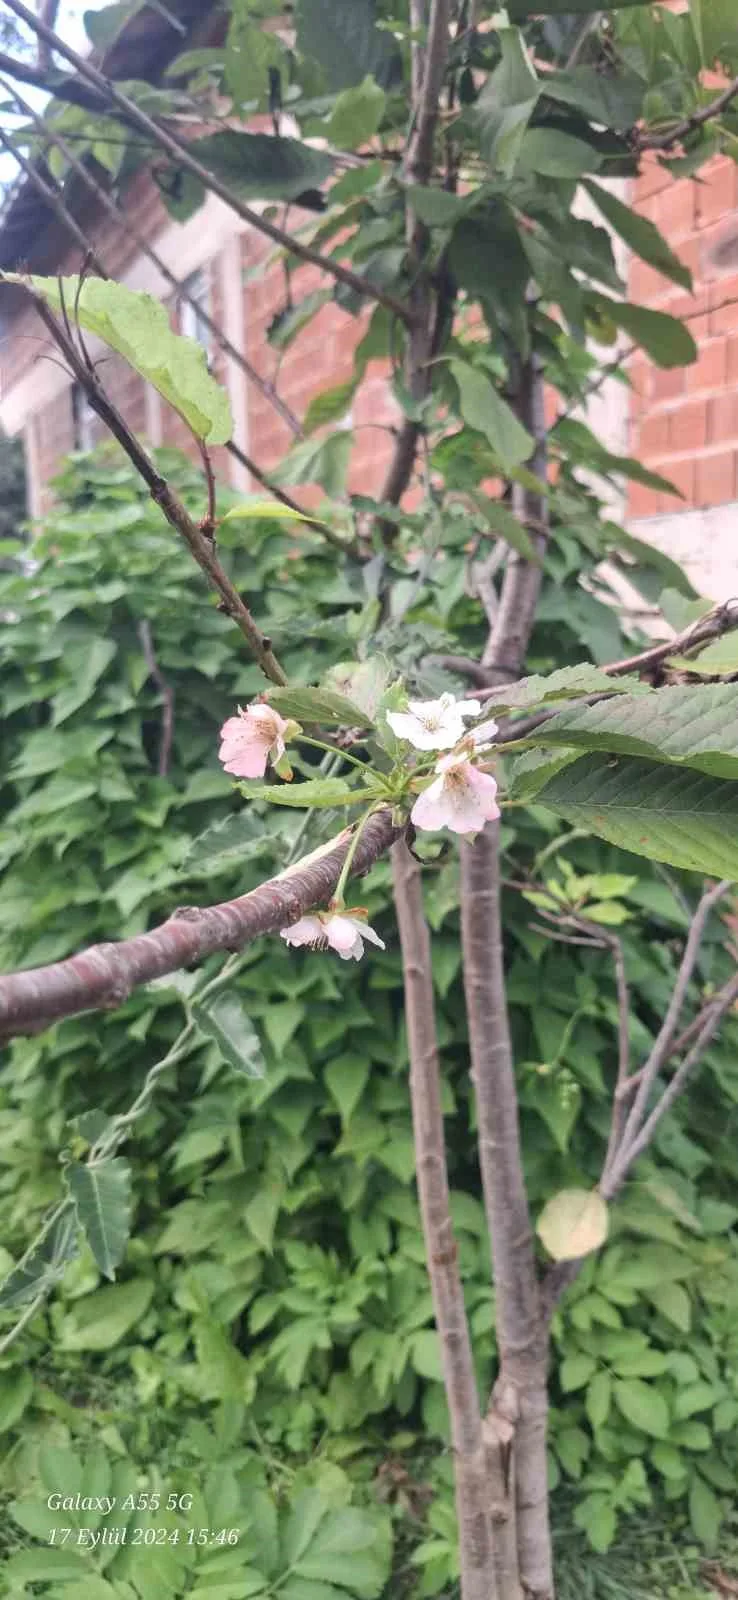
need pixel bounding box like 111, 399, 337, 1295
627, 152, 738, 518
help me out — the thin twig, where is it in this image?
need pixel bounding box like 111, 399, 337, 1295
0, 126, 107, 275
638, 74, 738, 152
18, 289, 287, 684
3, 0, 417, 328
137, 620, 175, 778
2, 79, 303, 439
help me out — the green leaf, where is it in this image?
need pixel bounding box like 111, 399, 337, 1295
542, 66, 645, 130
586, 1370, 612, 1429
674, 1381, 721, 1420
474, 28, 540, 174
466, 493, 539, 561
652, 1442, 687, 1480
537, 1189, 608, 1261
325, 1056, 370, 1125
3, 274, 231, 444
64, 1159, 132, 1280
590, 295, 697, 369
245, 1186, 281, 1253
450, 361, 534, 474
411, 1329, 443, 1381
0, 1210, 78, 1309
613, 1378, 670, 1438
538, 754, 738, 877
407, 186, 475, 228
689, 1474, 721, 1551
275, 433, 352, 497
0, 1369, 33, 1432
646, 1281, 691, 1333
509, 0, 655, 12
669, 631, 738, 678
191, 992, 266, 1078
4, 1549, 93, 1583
225, 13, 283, 106
238, 777, 367, 808
296, 0, 402, 92
325, 76, 386, 148
61, 1277, 154, 1350
535, 683, 738, 778
584, 181, 691, 292
303, 380, 358, 434
266, 685, 375, 728
293, 1505, 392, 1598
573, 1493, 616, 1554
51, 636, 116, 726
561, 1353, 597, 1391
492, 662, 649, 716
517, 128, 602, 177
220, 499, 315, 526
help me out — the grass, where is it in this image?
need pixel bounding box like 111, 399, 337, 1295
555, 1507, 738, 1600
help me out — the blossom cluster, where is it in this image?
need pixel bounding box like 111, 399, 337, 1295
218, 690, 500, 959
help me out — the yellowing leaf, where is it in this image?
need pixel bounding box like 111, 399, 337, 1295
537, 1188, 608, 1261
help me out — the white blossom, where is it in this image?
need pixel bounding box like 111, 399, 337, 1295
281, 911, 385, 961
386, 692, 482, 751
411, 752, 500, 835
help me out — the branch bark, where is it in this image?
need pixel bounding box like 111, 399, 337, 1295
0, 811, 397, 1039
19, 289, 287, 684
3, 0, 416, 328
391, 840, 497, 1600
638, 75, 738, 151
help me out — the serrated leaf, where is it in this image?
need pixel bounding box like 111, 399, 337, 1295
238, 778, 369, 808
537, 754, 738, 877
266, 686, 375, 728
293, 1505, 392, 1598
669, 631, 738, 677
590, 295, 697, 369
64, 1159, 133, 1280
537, 683, 738, 778
537, 1189, 608, 1261
182, 809, 294, 876
584, 180, 691, 292
191, 992, 265, 1078
491, 662, 649, 717
613, 1377, 670, 1438
3, 275, 231, 444
450, 360, 534, 474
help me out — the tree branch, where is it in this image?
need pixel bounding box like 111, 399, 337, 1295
0, 48, 110, 112
3, 0, 416, 328
638, 75, 738, 152
16, 288, 287, 685
0, 125, 107, 274
0, 810, 397, 1039
3, 79, 303, 439
482, 355, 549, 676
391, 840, 495, 1600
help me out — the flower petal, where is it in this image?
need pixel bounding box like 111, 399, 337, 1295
324, 914, 364, 959
280, 916, 324, 948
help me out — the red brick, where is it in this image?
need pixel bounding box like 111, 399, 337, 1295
695, 158, 737, 229
652, 365, 686, 403
654, 180, 695, 241
685, 338, 727, 393
628, 480, 664, 519
668, 399, 708, 453
695, 449, 737, 506
634, 154, 671, 202
653, 457, 695, 505
709, 394, 738, 445
639, 414, 670, 454
630, 256, 673, 305
711, 275, 738, 332
726, 335, 738, 383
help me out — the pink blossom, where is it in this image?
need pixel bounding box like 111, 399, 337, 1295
411, 752, 500, 836
386, 692, 482, 751
219, 703, 292, 779
280, 910, 385, 961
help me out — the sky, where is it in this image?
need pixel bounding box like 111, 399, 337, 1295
0, 0, 110, 190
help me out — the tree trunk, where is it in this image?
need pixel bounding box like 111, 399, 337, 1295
461, 825, 554, 1600
391, 841, 498, 1600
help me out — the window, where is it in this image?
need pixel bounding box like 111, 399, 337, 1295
180, 268, 211, 352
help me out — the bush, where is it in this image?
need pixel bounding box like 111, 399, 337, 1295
1, 447, 738, 1590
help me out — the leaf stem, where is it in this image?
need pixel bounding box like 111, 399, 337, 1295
332, 805, 384, 909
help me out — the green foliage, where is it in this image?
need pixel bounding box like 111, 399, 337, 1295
2, 448, 738, 1584
0, 276, 232, 445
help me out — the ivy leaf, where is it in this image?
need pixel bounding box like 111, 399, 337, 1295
191, 992, 266, 1078
266, 685, 376, 727
537, 754, 738, 878
589, 295, 697, 369
325, 76, 386, 148
584, 180, 692, 292
3, 274, 231, 444
64, 1159, 133, 1281
532, 683, 738, 778
450, 360, 534, 473
537, 1189, 608, 1261
238, 777, 370, 807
